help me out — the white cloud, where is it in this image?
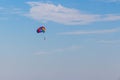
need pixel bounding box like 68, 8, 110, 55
26, 2, 120, 25
26, 2, 100, 25
59, 28, 119, 35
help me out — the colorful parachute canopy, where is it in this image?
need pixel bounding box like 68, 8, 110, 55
37, 26, 46, 33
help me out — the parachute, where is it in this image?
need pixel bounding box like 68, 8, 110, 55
36, 26, 46, 40
37, 26, 46, 33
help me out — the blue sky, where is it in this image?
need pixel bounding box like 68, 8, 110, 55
0, 0, 120, 80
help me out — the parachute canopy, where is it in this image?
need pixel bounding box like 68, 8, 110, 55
37, 26, 46, 33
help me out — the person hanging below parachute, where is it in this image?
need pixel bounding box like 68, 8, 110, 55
36, 26, 46, 40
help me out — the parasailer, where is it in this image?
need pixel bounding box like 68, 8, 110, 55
36, 26, 46, 40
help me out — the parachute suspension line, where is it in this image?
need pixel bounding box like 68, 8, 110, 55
43, 33, 46, 40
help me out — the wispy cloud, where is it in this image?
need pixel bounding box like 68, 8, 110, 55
99, 14, 120, 21
35, 45, 81, 55
54, 45, 81, 52
35, 51, 50, 55
26, 2, 120, 25
0, 7, 24, 15
96, 0, 120, 2
97, 40, 120, 44
0, 7, 25, 20
59, 28, 119, 35
0, 17, 8, 20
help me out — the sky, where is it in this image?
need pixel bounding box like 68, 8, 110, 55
0, 0, 120, 80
